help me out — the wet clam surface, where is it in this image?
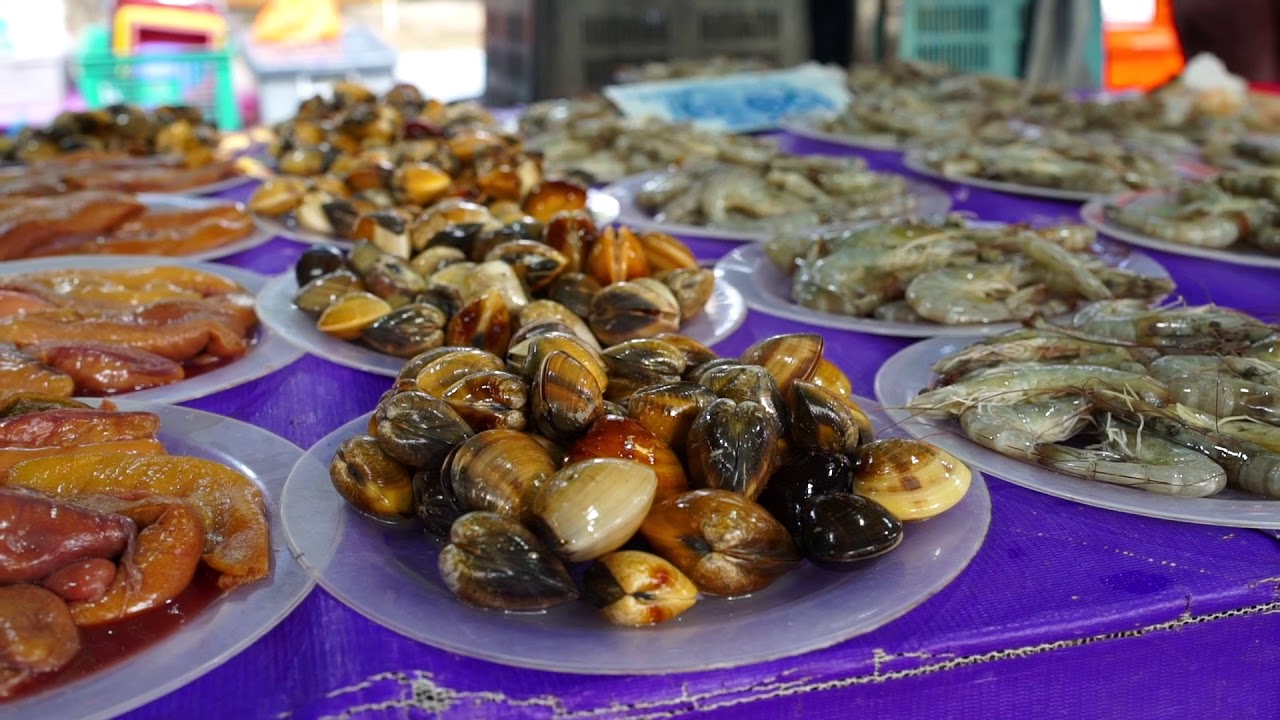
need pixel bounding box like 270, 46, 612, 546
320, 328, 978, 627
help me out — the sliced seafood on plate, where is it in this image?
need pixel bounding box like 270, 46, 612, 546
714, 216, 1174, 337
0, 256, 302, 405
0, 399, 311, 718
876, 300, 1280, 528
256, 217, 746, 376
0, 192, 272, 262
1082, 171, 1280, 268
280, 329, 989, 671
604, 155, 953, 242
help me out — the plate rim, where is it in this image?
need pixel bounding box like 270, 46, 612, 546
1080, 190, 1280, 270
0, 400, 315, 720
0, 254, 304, 403
778, 113, 908, 152
713, 229, 1173, 338
602, 168, 954, 243
900, 149, 1105, 203
280, 396, 992, 675
873, 335, 1280, 529
255, 271, 750, 378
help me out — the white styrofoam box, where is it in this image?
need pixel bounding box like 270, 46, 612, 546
0, 0, 68, 59
0, 53, 68, 128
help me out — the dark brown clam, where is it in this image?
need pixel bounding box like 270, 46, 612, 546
294, 245, 345, 286
588, 279, 681, 346
655, 333, 720, 369
515, 300, 600, 351
441, 370, 529, 431
697, 363, 789, 434
412, 466, 462, 539
412, 199, 493, 251
797, 493, 903, 568
585, 225, 650, 286
506, 331, 608, 390
293, 269, 364, 315
484, 239, 569, 292
810, 357, 855, 399
548, 272, 602, 319
686, 398, 780, 500
330, 434, 416, 520
541, 211, 598, 273
344, 158, 395, 192
439, 511, 578, 611
363, 255, 429, 308
566, 414, 688, 500
602, 338, 687, 382
739, 333, 824, 395
660, 268, 715, 320
361, 302, 447, 357
625, 381, 719, 457
530, 350, 604, 442
788, 381, 863, 456
684, 357, 739, 384
639, 489, 799, 596
445, 288, 512, 356
322, 199, 363, 239
756, 451, 855, 538
414, 347, 505, 396
446, 429, 557, 522
371, 390, 474, 469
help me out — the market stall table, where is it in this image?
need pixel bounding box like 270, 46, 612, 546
105, 141, 1280, 720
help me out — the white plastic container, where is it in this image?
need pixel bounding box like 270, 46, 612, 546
0, 0, 69, 127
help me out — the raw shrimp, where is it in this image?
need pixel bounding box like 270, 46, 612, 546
908, 363, 1170, 417
1155, 371, 1280, 426
931, 329, 1152, 384
959, 395, 1093, 461
1035, 418, 1227, 497
1072, 301, 1276, 352
1102, 191, 1276, 249
1094, 390, 1280, 498
904, 264, 1022, 324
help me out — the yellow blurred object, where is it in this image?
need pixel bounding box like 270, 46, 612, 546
252, 0, 343, 44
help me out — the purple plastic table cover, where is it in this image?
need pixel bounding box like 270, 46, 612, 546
109, 139, 1280, 720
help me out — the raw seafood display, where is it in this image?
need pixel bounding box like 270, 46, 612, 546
763, 216, 1174, 324
0, 265, 259, 397
288, 210, 717, 357
326, 331, 973, 625
525, 116, 778, 184
0, 192, 256, 260
1102, 172, 1280, 255
913, 131, 1182, 196
1, 105, 227, 166
0, 398, 270, 697
905, 300, 1280, 499
0, 154, 243, 197
629, 155, 921, 233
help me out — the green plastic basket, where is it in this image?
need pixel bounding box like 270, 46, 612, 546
898, 0, 1034, 77
74, 25, 240, 130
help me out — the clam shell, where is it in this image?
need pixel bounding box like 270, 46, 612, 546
507, 331, 608, 390
586, 225, 650, 286
853, 438, 971, 521
788, 381, 862, 455
541, 211, 598, 274
531, 458, 658, 563
739, 333, 824, 395
414, 347, 505, 396
293, 269, 364, 316
441, 370, 529, 431
565, 414, 688, 500
330, 434, 415, 520
530, 350, 604, 442
798, 493, 903, 567
588, 279, 681, 346
439, 511, 578, 611
637, 231, 697, 273
757, 451, 856, 538
445, 287, 512, 356
625, 381, 719, 457
371, 390, 474, 469
447, 429, 557, 522
316, 291, 392, 340
583, 550, 698, 626
639, 489, 799, 596
687, 398, 780, 500
361, 302, 447, 357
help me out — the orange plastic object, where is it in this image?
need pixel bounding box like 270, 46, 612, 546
252, 0, 342, 45
1103, 0, 1185, 90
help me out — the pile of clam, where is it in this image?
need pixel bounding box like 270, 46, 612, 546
328, 331, 973, 626
292, 213, 716, 358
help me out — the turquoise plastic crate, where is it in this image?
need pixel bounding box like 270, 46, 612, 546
74, 25, 240, 130
898, 0, 1034, 77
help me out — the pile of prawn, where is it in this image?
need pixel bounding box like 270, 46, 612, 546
633, 155, 918, 233
764, 216, 1174, 325
907, 299, 1280, 499
1104, 171, 1280, 255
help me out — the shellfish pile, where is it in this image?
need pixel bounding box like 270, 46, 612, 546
328, 331, 973, 626
292, 213, 716, 357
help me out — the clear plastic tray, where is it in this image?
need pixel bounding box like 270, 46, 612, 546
281, 396, 991, 674
603, 170, 953, 243
256, 270, 748, 377
875, 336, 1280, 528
255, 189, 623, 247
715, 239, 1171, 338
1081, 190, 1280, 269
0, 255, 303, 404
0, 400, 313, 720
